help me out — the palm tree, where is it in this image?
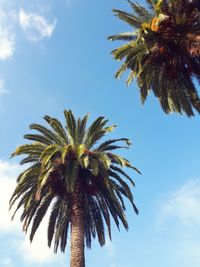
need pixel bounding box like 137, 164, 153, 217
9, 110, 140, 267
108, 0, 200, 116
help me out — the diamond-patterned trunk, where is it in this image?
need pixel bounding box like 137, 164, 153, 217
70, 180, 85, 267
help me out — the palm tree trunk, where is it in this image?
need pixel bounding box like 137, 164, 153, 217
70, 180, 85, 267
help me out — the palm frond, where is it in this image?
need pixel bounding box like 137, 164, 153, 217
64, 109, 77, 145
109, 0, 200, 116
53, 200, 70, 253
30, 123, 63, 145
112, 9, 142, 28
108, 32, 136, 41
44, 115, 68, 143
30, 193, 53, 242
24, 134, 52, 145
76, 113, 89, 144
10, 110, 139, 253
128, 0, 154, 20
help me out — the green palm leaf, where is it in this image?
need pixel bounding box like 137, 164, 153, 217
10, 109, 139, 258
109, 0, 200, 116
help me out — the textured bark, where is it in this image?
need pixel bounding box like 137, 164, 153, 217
186, 34, 200, 57
70, 180, 85, 267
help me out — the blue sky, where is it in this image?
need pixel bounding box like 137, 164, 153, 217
0, 0, 200, 266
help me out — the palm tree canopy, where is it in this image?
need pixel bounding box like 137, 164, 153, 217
10, 110, 140, 253
108, 0, 200, 116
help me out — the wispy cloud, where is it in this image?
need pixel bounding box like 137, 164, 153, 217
18, 201, 61, 264
0, 257, 14, 267
0, 4, 57, 61
177, 241, 200, 267
158, 179, 200, 225
104, 236, 127, 267
0, 28, 15, 60
156, 179, 200, 267
0, 79, 8, 94
0, 160, 23, 232
105, 236, 115, 258
19, 9, 57, 42
0, 159, 65, 265
0, 10, 15, 60
19, 216, 59, 264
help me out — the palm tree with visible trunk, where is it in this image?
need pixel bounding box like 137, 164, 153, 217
108, 0, 200, 116
10, 110, 140, 267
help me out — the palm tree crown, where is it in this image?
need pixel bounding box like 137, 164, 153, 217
9, 110, 140, 263
108, 0, 200, 116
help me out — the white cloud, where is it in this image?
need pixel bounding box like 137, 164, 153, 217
0, 160, 23, 232
159, 179, 200, 225
0, 3, 57, 62
0, 28, 15, 60
19, 215, 59, 264
19, 9, 57, 42
0, 257, 14, 267
177, 241, 200, 267
0, 10, 15, 60
0, 159, 65, 264
0, 5, 57, 60
18, 200, 64, 264
0, 79, 8, 94
105, 236, 115, 258
156, 179, 200, 267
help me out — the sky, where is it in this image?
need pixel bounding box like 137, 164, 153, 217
0, 0, 200, 266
